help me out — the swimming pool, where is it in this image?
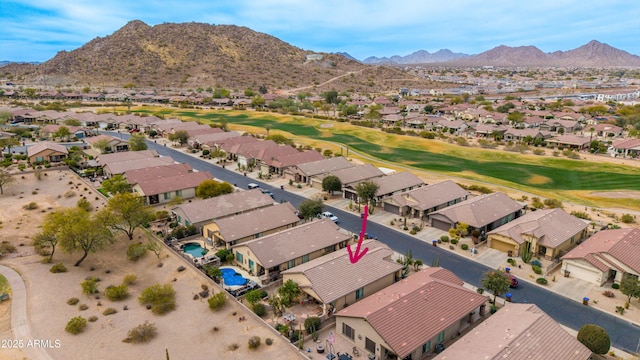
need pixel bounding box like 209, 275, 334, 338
220, 267, 249, 286
182, 242, 208, 258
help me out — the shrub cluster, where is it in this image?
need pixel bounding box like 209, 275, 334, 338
248, 336, 261, 349
138, 284, 176, 315
65, 316, 87, 334
104, 285, 129, 301
122, 321, 157, 343
50, 263, 68, 273
208, 292, 226, 311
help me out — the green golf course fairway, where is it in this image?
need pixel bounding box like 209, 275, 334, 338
131, 107, 640, 210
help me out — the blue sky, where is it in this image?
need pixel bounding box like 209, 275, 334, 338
1, 0, 639, 62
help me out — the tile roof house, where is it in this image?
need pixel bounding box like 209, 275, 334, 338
96, 149, 159, 166
285, 157, 353, 185
123, 163, 193, 185
84, 134, 130, 153
487, 208, 588, 260
611, 138, 640, 158
335, 267, 487, 360
232, 219, 352, 284
132, 171, 212, 205
561, 228, 640, 286
259, 150, 325, 176
282, 240, 402, 319
324, 163, 385, 189
27, 142, 68, 164
343, 171, 424, 202
382, 180, 470, 220
545, 134, 591, 150
102, 156, 176, 177
429, 192, 524, 234
202, 202, 300, 249
171, 189, 275, 231
433, 303, 592, 360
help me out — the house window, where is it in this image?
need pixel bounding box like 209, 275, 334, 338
422, 340, 431, 354
365, 337, 376, 353
355, 287, 364, 300
249, 259, 254, 271
342, 323, 355, 340
164, 192, 171, 200
302, 254, 309, 263
288, 259, 296, 269
236, 252, 243, 263
436, 331, 445, 344
176, 190, 183, 197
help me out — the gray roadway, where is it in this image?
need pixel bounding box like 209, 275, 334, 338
109, 132, 640, 353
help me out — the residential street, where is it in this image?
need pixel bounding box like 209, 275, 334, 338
111, 132, 640, 353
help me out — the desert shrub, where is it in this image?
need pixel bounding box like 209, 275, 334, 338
79, 304, 89, 311
577, 324, 610, 354
126, 243, 147, 261
602, 290, 615, 298
208, 292, 226, 311
621, 214, 635, 224
23, 202, 39, 210
532, 148, 545, 155
304, 316, 321, 334
245, 289, 264, 305
532, 265, 542, 274
155, 210, 169, 220
0, 241, 17, 253
265, 338, 273, 346
570, 211, 591, 220
461, 244, 469, 250
122, 321, 157, 343
507, 258, 516, 266
50, 262, 68, 273
543, 198, 563, 209
409, 229, 417, 235
440, 235, 449, 242
530, 260, 542, 267
123, 273, 137, 285
228, 343, 239, 351
65, 316, 87, 334
612, 283, 620, 289
275, 323, 289, 335
289, 330, 303, 344
248, 336, 261, 349
138, 284, 176, 315
76, 198, 92, 212
450, 239, 458, 245
252, 302, 266, 316
81, 277, 100, 295
104, 284, 129, 301
88, 316, 98, 322
67, 297, 80, 305
103, 307, 117, 316
536, 278, 548, 285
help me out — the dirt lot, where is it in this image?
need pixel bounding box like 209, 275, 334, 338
0, 169, 303, 360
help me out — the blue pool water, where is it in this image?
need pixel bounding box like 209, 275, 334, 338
183, 243, 208, 257
220, 267, 249, 286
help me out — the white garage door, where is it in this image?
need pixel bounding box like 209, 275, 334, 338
565, 262, 601, 285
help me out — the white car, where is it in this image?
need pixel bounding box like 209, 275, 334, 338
319, 211, 339, 223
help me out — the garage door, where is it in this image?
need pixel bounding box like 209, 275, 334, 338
383, 202, 400, 215
431, 219, 452, 231
565, 262, 600, 285
490, 238, 516, 255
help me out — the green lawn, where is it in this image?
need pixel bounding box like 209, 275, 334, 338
0, 274, 9, 294
130, 107, 640, 209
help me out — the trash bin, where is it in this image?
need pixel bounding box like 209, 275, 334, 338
506, 293, 512, 302
432, 240, 437, 247
583, 297, 589, 306
505, 267, 511, 273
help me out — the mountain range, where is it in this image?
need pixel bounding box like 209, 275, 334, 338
361, 41, 640, 67
1, 20, 639, 92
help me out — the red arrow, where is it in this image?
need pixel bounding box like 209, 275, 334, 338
348, 205, 370, 264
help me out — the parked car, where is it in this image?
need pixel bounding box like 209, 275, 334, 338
509, 274, 519, 288
260, 188, 274, 198
247, 183, 260, 189
319, 211, 339, 223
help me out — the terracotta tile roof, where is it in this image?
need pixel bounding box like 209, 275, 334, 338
96, 150, 159, 165
562, 228, 640, 274
241, 219, 351, 267
434, 303, 591, 360
104, 156, 176, 175
328, 164, 384, 186
134, 171, 212, 196
372, 171, 424, 197
295, 157, 353, 177
26, 142, 68, 157
431, 192, 524, 228
265, 150, 325, 168
336, 268, 486, 358
281, 240, 402, 304
123, 163, 193, 185
172, 189, 275, 224
191, 131, 241, 146
613, 138, 640, 149
488, 208, 587, 248
387, 180, 469, 211
215, 203, 300, 243
547, 134, 590, 146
